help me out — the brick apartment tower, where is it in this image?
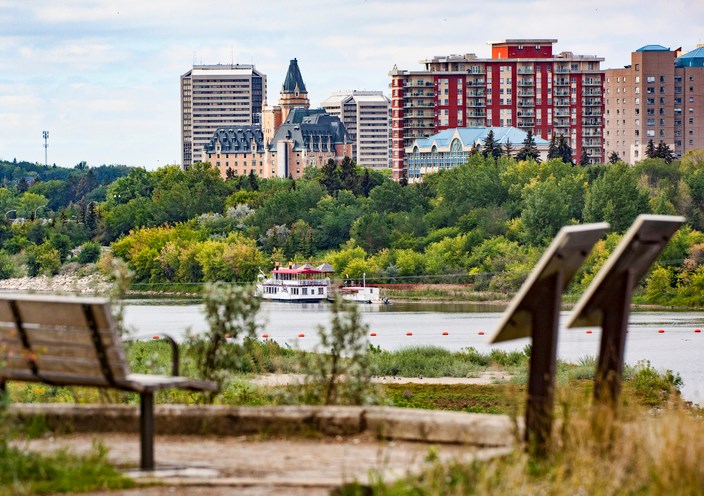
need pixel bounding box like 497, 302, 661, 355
389, 39, 605, 180
180, 64, 266, 169
604, 44, 704, 163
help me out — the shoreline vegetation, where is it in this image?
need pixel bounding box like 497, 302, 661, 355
0, 275, 699, 312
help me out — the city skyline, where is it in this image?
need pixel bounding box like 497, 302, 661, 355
0, 0, 702, 169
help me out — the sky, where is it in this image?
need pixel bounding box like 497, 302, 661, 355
0, 0, 702, 170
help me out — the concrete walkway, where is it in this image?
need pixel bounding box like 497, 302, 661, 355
10, 404, 520, 494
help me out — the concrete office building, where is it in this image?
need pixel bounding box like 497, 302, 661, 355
390, 39, 604, 180
321, 91, 391, 169
181, 64, 267, 168
604, 44, 704, 163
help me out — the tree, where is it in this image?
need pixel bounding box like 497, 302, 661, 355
503, 139, 514, 157
520, 178, 572, 245
320, 159, 341, 195
579, 149, 590, 166
655, 141, 675, 164
547, 135, 558, 160
557, 135, 573, 164
482, 130, 501, 160
608, 151, 621, 164
583, 163, 650, 231
515, 130, 541, 163
339, 156, 360, 194
646, 139, 657, 159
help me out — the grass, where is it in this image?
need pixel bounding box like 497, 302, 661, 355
339, 391, 704, 495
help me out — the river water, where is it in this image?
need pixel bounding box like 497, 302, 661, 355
123, 299, 704, 405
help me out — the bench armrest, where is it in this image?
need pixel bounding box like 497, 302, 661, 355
124, 333, 180, 377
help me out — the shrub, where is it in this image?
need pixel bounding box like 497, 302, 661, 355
77, 242, 101, 264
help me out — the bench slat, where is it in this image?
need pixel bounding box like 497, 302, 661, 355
0, 299, 114, 330
0, 323, 121, 348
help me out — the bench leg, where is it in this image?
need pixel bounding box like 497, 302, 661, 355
140, 392, 155, 471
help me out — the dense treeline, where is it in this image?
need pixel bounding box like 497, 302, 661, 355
3, 151, 704, 305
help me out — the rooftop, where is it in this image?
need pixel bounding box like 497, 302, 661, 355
282, 58, 307, 94
676, 46, 704, 68
635, 44, 670, 52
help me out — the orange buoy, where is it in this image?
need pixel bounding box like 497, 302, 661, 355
262, 333, 269, 339
586, 330, 593, 334
298, 333, 305, 338
442, 331, 449, 336
658, 329, 665, 334
370, 332, 377, 337
695, 329, 702, 333
478, 331, 485, 336
406, 332, 413, 336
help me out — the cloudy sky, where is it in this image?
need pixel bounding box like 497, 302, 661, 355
0, 0, 702, 170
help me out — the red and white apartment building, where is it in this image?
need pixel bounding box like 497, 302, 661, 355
389, 39, 605, 179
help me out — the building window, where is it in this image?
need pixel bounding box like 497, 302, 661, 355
647, 76, 655, 83
635, 64, 640, 71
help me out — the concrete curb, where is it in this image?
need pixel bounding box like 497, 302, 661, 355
9, 404, 519, 447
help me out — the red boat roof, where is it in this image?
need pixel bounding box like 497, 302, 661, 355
272, 267, 324, 275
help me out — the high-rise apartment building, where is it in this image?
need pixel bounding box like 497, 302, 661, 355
321, 91, 391, 169
604, 44, 704, 164
389, 39, 604, 179
181, 64, 267, 168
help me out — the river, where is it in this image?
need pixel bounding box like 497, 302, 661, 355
123, 299, 704, 405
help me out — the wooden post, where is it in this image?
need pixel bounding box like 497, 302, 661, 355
525, 271, 562, 455
593, 270, 634, 406
140, 392, 155, 471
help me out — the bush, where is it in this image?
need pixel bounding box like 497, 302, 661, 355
77, 242, 102, 264
0, 250, 18, 279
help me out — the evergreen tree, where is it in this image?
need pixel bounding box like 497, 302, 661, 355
579, 149, 590, 166
608, 151, 621, 164
320, 159, 341, 195
482, 130, 501, 159
646, 139, 657, 159
247, 170, 259, 191
547, 134, 558, 160
515, 130, 541, 163
557, 134, 573, 164
361, 169, 373, 196
655, 141, 675, 164
470, 143, 480, 156
399, 167, 409, 187
225, 167, 235, 179
503, 139, 514, 157
339, 156, 360, 193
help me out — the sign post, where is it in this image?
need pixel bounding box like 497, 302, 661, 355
489, 223, 609, 454
566, 215, 684, 406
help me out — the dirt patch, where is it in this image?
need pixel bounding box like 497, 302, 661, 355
250, 371, 511, 387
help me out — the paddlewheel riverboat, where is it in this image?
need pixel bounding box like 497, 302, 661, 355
256, 263, 334, 302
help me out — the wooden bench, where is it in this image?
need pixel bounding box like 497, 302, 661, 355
0, 293, 218, 471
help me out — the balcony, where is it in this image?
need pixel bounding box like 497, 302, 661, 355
582, 88, 602, 96
466, 98, 485, 107
517, 67, 535, 74
466, 118, 485, 126
555, 118, 570, 127
582, 98, 602, 106
466, 78, 486, 86
467, 89, 485, 96
517, 119, 535, 127
583, 139, 602, 147
554, 109, 570, 117
517, 110, 535, 117
518, 98, 535, 107
583, 78, 601, 86
467, 110, 486, 117
554, 98, 570, 107
582, 118, 602, 126
554, 78, 571, 86
554, 66, 570, 74
517, 89, 535, 96
582, 109, 602, 116
582, 130, 602, 137
406, 91, 435, 98
554, 89, 570, 96
517, 79, 535, 86
404, 80, 433, 88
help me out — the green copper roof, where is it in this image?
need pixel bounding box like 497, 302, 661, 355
635, 45, 670, 52
282, 58, 307, 93
676, 46, 704, 68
